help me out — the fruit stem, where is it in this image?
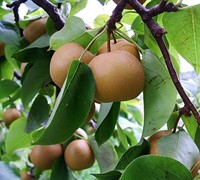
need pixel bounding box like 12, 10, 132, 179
78, 26, 107, 61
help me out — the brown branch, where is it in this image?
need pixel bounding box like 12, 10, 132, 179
31, 0, 65, 30
106, 0, 200, 125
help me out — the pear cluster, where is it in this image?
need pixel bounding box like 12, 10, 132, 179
29, 128, 95, 171
50, 38, 145, 103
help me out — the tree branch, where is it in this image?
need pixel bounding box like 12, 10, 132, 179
31, 0, 65, 30
106, 0, 200, 124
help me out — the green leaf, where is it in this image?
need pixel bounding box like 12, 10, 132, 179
93, 170, 122, 180
116, 123, 129, 149
32, 60, 95, 144
158, 131, 199, 170
50, 155, 69, 180
5, 118, 32, 157
0, 162, 20, 180
163, 4, 200, 73
26, 94, 50, 133
21, 59, 51, 107
0, 20, 19, 45
0, 57, 14, 79
90, 137, 118, 173
50, 16, 86, 50
95, 102, 120, 146
120, 155, 193, 180
70, 0, 88, 15
0, 79, 20, 99
142, 50, 177, 137
115, 139, 149, 170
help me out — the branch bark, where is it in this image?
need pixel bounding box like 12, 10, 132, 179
31, 0, 65, 30
107, 0, 200, 124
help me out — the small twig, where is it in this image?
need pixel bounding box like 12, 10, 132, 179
6, 0, 27, 36
31, 0, 65, 30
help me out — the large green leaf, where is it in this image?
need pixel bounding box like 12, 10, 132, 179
32, 60, 95, 144
26, 94, 50, 133
0, 20, 19, 45
5, 118, 32, 157
21, 59, 51, 107
95, 102, 120, 146
163, 5, 200, 73
115, 139, 149, 170
158, 131, 199, 170
120, 155, 192, 180
50, 16, 86, 50
0, 79, 20, 99
142, 50, 177, 137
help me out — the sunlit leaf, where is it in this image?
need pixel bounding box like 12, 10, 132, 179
5, 118, 32, 157
50, 16, 86, 50
163, 4, 200, 73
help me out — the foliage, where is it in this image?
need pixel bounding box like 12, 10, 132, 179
0, 0, 200, 179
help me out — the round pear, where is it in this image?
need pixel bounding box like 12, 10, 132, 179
23, 18, 47, 43
50, 42, 95, 88
3, 108, 21, 126
64, 139, 95, 171
89, 50, 145, 102
98, 38, 140, 60
29, 144, 63, 170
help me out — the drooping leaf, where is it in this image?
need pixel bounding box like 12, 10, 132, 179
116, 123, 129, 149
90, 137, 118, 173
26, 94, 50, 133
50, 16, 86, 50
5, 118, 32, 157
21, 59, 51, 107
120, 155, 193, 180
158, 131, 199, 170
163, 4, 200, 73
0, 20, 19, 45
0, 162, 19, 180
32, 60, 95, 144
95, 102, 120, 146
142, 49, 177, 137
0, 79, 20, 99
115, 139, 149, 170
